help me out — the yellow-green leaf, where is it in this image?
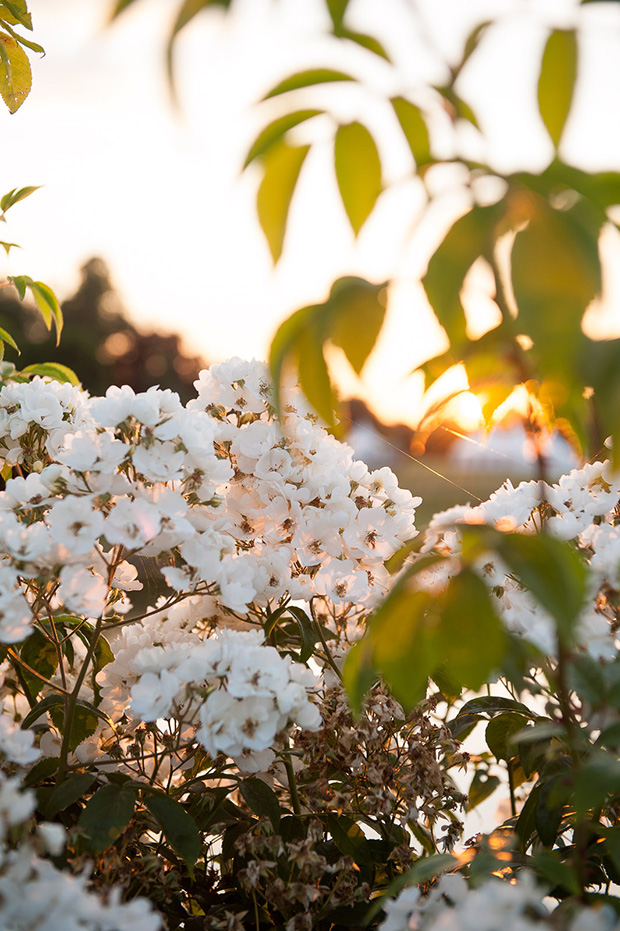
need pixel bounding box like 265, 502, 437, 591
0, 31, 31, 113
263, 68, 356, 100
328, 276, 387, 375
0, 1, 31, 29
21, 362, 79, 385
538, 29, 578, 148
256, 141, 309, 263
334, 121, 382, 235
391, 97, 431, 167
244, 109, 323, 168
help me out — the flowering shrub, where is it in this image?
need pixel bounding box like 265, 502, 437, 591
0, 360, 620, 928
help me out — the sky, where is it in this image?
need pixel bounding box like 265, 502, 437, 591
1, 0, 620, 425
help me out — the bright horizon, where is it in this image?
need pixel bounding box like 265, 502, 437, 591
1, 0, 620, 427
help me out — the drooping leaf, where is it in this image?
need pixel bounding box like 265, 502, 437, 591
49, 702, 101, 752
240, 777, 281, 829
423, 201, 506, 348
485, 713, 531, 761
391, 97, 431, 167
21, 693, 65, 730
262, 68, 356, 100
8, 275, 63, 343
327, 276, 387, 374
287, 605, 316, 663
468, 770, 500, 809
538, 29, 578, 148
256, 141, 309, 262
0, 325, 18, 351
78, 783, 137, 853
244, 109, 323, 167
145, 793, 201, 872
334, 121, 382, 235
325, 0, 349, 30
340, 29, 390, 60
0, 32, 30, 112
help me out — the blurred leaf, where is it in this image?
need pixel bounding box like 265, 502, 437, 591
340, 29, 390, 60
328, 276, 386, 374
486, 713, 530, 761
573, 751, 620, 815
533, 851, 581, 895
256, 141, 309, 263
244, 109, 323, 167
460, 20, 491, 70
108, 0, 143, 19
145, 793, 201, 872
334, 121, 382, 235
391, 97, 431, 167
423, 201, 506, 346
435, 85, 480, 128
538, 29, 578, 148
21, 362, 79, 385
240, 777, 281, 829
0, 1, 31, 29
485, 528, 588, 642
0, 32, 30, 112
0, 184, 40, 214
166, 0, 232, 88
79, 783, 137, 853
342, 636, 378, 715
0, 240, 19, 254
468, 770, 500, 809
263, 68, 356, 100
9, 275, 63, 343
325, 0, 349, 30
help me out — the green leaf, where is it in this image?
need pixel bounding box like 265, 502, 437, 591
287, 605, 315, 663
573, 751, 620, 815
339, 29, 390, 60
79, 784, 137, 853
435, 85, 480, 128
327, 276, 387, 374
364, 854, 458, 924
21, 362, 80, 385
108, 0, 144, 19
166, 0, 232, 89
144, 793, 201, 872
468, 770, 500, 809
327, 813, 372, 867
341, 636, 378, 715
0, 31, 30, 112
22, 755, 58, 787
0, 184, 40, 213
325, 0, 349, 30
0, 325, 18, 352
538, 29, 578, 147
262, 68, 356, 100
49, 702, 100, 752
423, 202, 506, 347
18, 630, 58, 699
244, 109, 323, 167
0, 241, 19, 255
391, 97, 431, 167
485, 713, 530, 761
533, 851, 580, 896
491, 529, 587, 642
0, 1, 32, 29
334, 121, 382, 235
21, 693, 65, 730
256, 141, 309, 263
46, 772, 97, 819
457, 695, 536, 718
8, 276, 63, 343
239, 777, 281, 829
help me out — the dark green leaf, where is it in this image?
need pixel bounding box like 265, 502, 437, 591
244, 109, 323, 167
334, 121, 382, 235
486, 713, 530, 761
21, 693, 64, 730
239, 777, 281, 829
18, 630, 58, 699
79, 783, 137, 853
287, 605, 315, 663
50, 702, 100, 752
327, 814, 371, 866
538, 29, 578, 147
458, 695, 536, 718
46, 772, 97, 819
364, 854, 457, 923
22, 755, 58, 787
256, 141, 309, 262
262, 68, 356, 100
145, 793, 201, 872
535, 776, 566, 845
468, 770, 500, 809
533, 851, 581, 895
391, 97, 431, 167
573, 752, 620, 815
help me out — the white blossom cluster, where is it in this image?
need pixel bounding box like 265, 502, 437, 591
0, 773, 160, 931
379, 872, 620, 931
416, 460, 620, 657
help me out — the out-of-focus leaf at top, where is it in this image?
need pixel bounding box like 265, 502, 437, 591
256, 141, 309, 263
108, 0, 144, 20
339, 29, 390, 60
262, 68, 356, 100
537, 29, 578, 148
391, 97, 431, 167
244, 109, 323, 168
334, 121, 382, 235
325, 0, 349, 31
0, 32, 30, 112
422, 201, 506, 348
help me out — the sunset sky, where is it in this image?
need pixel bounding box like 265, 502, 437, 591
1, 0, 620, 425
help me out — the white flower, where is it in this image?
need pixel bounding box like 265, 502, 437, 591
47, 496, 104, 555
104, 498, 162, 549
